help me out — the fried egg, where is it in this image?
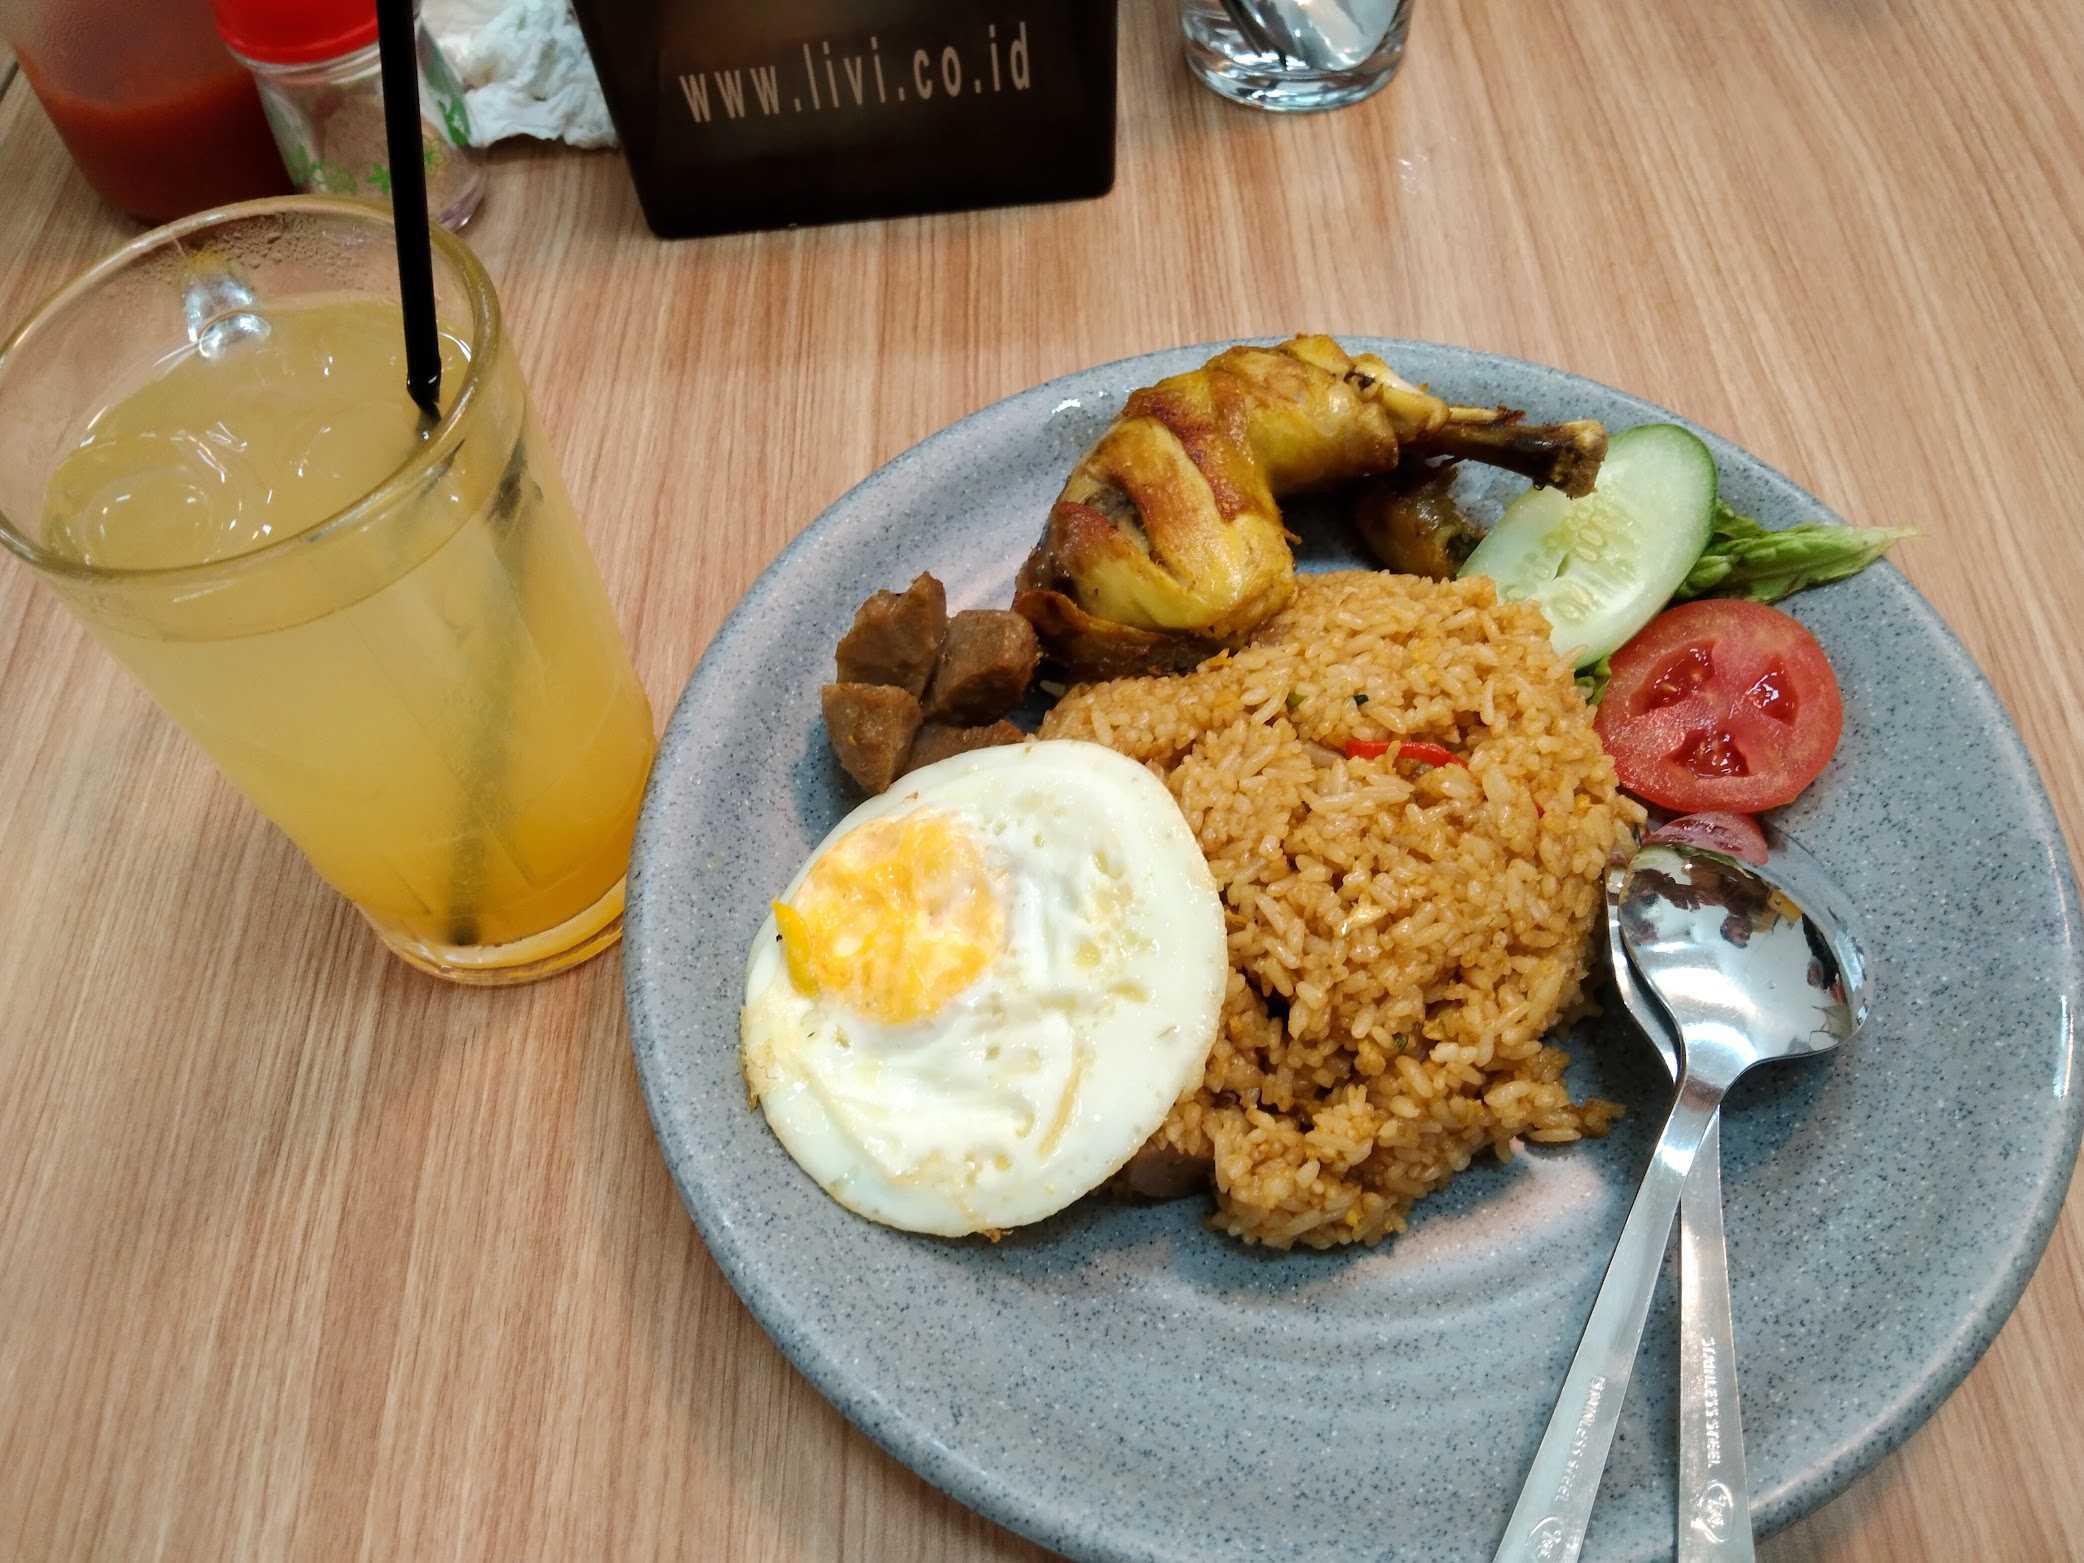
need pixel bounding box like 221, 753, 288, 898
740, 739, 1226, 1237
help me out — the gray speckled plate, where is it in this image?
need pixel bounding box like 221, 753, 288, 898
625, 342, 2083, 1563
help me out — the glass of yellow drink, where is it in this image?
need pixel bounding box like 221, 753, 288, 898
0, 197, 656, 984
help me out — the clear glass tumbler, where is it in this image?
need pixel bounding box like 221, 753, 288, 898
231, 28, 487, 232
0, 198, 656, 985
1182, 0, 1414, 113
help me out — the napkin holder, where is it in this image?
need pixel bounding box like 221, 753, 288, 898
569, 0, 1118, 239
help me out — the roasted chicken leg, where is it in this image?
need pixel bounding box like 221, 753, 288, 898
1014, 335, 1606, 677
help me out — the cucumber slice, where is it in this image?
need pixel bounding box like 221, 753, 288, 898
1458, 423, 1717, 668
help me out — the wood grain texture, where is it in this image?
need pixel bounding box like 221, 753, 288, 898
1, 2, 2080, 1559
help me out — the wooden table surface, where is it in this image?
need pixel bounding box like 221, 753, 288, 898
3, 4, 2081, 1560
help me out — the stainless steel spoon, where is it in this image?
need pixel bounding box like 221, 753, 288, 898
1221, 0, 1387, 71
1607, 830, 1871, 1561
1218, 0, 1288, 61
1493, 843, 1869, 1563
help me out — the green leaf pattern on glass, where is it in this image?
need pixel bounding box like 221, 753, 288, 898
419, 44, 475, 148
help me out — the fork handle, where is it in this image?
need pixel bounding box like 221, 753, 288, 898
1492, 1075, 1725, 1563
1679, 1112, 1755, 1562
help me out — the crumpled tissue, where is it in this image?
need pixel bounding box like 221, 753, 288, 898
425, 0, 618, 149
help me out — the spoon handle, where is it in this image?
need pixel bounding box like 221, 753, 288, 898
1492, 1078, 1723, 1563
1678, 1113, 1755, 1562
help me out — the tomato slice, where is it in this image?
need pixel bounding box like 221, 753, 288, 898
1595, 600, 1843, 812
1645, 811, 1769, 865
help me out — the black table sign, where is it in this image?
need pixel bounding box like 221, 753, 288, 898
570, 1, 1118, 239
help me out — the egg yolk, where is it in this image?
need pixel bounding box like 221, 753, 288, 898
775, 808, 1004, 1024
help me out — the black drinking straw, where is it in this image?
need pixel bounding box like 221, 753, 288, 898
376, 0, 442, 422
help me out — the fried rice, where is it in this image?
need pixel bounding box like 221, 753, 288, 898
1040, 571, 1644, 1248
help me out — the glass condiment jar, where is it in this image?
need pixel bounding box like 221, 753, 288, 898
209, 0, 485, 230
2, 0, 293, 221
